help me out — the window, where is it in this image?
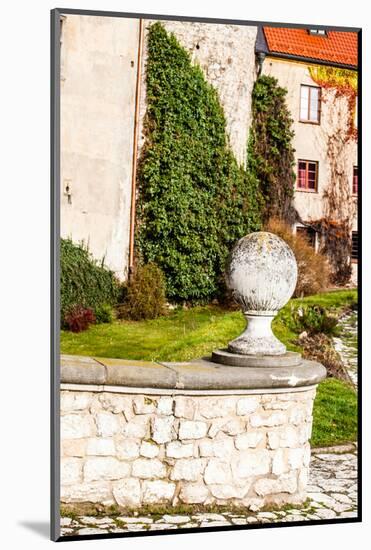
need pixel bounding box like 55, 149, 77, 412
353, 166, 358, 195
351, 232, 358, 261
297, 160, 318, 191
296, 226, 316, 249
308, 29, 327, 36
300, 85, 321, 123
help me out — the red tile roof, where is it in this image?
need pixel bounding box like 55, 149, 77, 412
263, 27, 358, 68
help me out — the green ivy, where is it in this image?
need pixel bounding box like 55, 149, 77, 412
60, 238, 120, 324
248, 75, 297, 223
136, 23, 262, 303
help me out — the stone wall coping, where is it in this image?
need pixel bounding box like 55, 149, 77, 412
61, 354, 326, 391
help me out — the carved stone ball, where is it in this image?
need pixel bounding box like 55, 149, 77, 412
227, 232, 298, 315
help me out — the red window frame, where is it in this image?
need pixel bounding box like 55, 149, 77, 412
353, 166, 358, 195
300, 85, 321, 124
297, 160, 318, 192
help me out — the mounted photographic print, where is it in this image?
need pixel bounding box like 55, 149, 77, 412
51, 8, 361, 541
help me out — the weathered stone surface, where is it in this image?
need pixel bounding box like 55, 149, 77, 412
179, 420, 208, 440
288, 448, 304, 469
157, 397, 173, 416
122, 417, 148, 439
86, 438, 116, 456
235, 431, 264, 450
166, 441, 194, 458
98, 393, 133, 415
209, 484, 250, 499
140, 441, 159, 458
204, 459, 232, 484
221, 419, 246, 435
142, 480, 176, 503
198, 398, 236, 419
61, 457, 83, 485
115, 438, 140, 460
61, 392, 92, 412
61, 481, 114, 504
268, 426, 299, 449
133, 396, 156, 415
170, 459, 205, 481
254, 474, 297, 496
132, 458, 166, 479
113, 478, 141, 507
272, 448, 289, 475
61, 439, 87, 457
174, 397, 195, 419
250, 412, 287, 428
84, 457, 130, 482
199, 437, 234, 458
236, 397, 260, 415
232, 450, 271, 479
61, 414, 96, 440
179, 483, 209, 504
95, 412, 120, 437
151, 416, 175, 444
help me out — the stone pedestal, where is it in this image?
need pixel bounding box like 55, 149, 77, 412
60, 354, 326, 509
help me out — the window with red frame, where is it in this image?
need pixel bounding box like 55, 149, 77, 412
300, 85, 321, 123
353, 166, 358, 195
297, 160, 318, 191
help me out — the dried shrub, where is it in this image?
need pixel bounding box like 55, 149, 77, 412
118, 263, 166, 321
300, 333, 353, 384
64, 305, 96, 333
265, 218, 330, 297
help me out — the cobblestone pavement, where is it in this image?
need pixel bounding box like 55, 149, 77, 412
60, 446, 358, 537
333, 310, 358, 387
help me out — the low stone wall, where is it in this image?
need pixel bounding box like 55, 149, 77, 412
61, 386, 316, 509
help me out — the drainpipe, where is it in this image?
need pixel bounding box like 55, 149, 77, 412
256, 51, 266, 77
128, 18, 144, 279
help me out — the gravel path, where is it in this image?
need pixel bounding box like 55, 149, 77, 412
333, 311, 358, 387
60, 446, 358, 537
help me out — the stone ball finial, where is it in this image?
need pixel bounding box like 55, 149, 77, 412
226, 232, 297, 356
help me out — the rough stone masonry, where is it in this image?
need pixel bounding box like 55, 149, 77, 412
61, 381, 315, 509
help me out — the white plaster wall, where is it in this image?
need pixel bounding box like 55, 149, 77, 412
138, 20, 258, 167
262, 58, 358, 231
60, 15, 140, 280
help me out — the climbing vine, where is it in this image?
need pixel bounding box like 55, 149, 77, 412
248, 75, 297, 224
136, 22, 262, 303
309, 66, 357, 139
307, 66, 358, 284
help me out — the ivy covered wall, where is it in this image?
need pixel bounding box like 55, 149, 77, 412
136, 23, 263, 303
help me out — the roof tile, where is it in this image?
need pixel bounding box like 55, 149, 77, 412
263, 27, 358, 68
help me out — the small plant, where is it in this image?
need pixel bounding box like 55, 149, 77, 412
265, 218, 330, 297
285, 304, 339, 336
64, 305, 96, 333
60, 238, 120, 324
95, 303, 114, 324
118, 263, 167, 321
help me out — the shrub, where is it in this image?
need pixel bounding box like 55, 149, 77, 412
118, 263, 166, 321
61, 238, 120, 324
284, 304, 339, 336
136, 22, 262, 303
264, 218, 330, 297
64, 305, 96, 333
95, 304, 114, 324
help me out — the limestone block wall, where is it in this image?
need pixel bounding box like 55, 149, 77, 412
61, 387, 316, 509
138, 20, 258, 167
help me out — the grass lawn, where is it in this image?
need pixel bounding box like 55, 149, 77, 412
61, 289, 357, 447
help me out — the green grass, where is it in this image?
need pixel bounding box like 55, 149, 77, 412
61, 289, 357, 447
61, 289, 357, 362
311, 378, 357, 447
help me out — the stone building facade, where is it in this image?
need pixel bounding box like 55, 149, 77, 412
257, 27, 358, 283
60, 15, 257, 281
60, 16, 358, 284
